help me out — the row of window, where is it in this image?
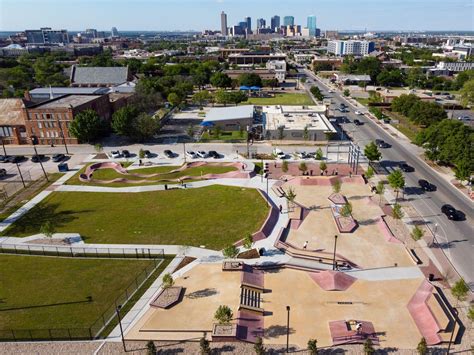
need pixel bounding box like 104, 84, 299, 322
28, 112, 71, 121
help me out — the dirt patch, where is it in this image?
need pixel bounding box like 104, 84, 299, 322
174, 256, 196, 272
237, 248, 260, 259
93, 153, 109, 159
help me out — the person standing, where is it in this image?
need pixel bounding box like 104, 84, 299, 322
303, 241, 308, 250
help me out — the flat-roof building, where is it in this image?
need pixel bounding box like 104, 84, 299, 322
202, 105, 255, 131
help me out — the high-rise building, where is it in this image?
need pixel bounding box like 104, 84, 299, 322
245, 17, 252, 32
111, 27, 119, 37
327, 40, 375, 56
221, 11, 228, 36
307, 15, 317, 37
257, 18, 266, 29
25, 28, 69, 44
283, 16, 295, 27
271, 15, 280, 31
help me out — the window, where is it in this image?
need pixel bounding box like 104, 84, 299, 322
40, 131, 44, 138
291, 132, 303, 138
38, 122, 42, 129
35, 113, 39, 120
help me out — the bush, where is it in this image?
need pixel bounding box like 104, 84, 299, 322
392, 203, 404, 220
308, 338, 318, 354
365, 166, 375, 180
411, 226, 424, 241
319, 161, 327, 173
254, 336, 265, 355
416, 337, 427, 355
162, 273, 174, 289
340, 202, 352, 217
199, 337, 211, 354
146, 340, 157, 355
223, 244, 239, 259
282, 160, 289, 173
315, 148, 324, 160
243, 234, 253, 250
139, 149, 145, 159
298, 162, 308, 174
214, 305, 233, 324
332, 179, 342, 193
451, 278, 469, 301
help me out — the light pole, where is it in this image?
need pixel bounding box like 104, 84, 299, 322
115, 305, 126, 352
31, 137, 48, 182
431, 223, 438, 247
286, 305, 290, 353
56, 118, 69, 155
332, 235, 338, 270
15, 162, 26, 188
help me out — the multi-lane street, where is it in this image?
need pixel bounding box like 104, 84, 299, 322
301, 67, 474, 288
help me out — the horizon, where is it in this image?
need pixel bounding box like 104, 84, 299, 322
0, 0, 473, 32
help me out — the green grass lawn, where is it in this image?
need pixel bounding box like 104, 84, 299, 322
355, 97, 370, 106
66, 164, 237, 187
246, 93, 313, 106
201, 130, 248, 142
385, 110, 422, 142
0, 255, 170, 332
2, 185, 269, 249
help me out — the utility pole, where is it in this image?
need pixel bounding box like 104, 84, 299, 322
56, 118, 69, 155
31, 137, 48, 182
15, 162, 26, 188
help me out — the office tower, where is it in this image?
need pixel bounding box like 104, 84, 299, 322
25, 28, 69, 44
271, 15, 280, 31
283, 16, 294, 27
239, 21, 247, 30
245, 17, 252, 32
327, 40, 375, 56
221, 11, 228, 35
111, 27, 119, 37
257, 18, 266, 29
307, 15, 317, 37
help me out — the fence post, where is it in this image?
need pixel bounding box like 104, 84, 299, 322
135, 248, 138, 259
89, 328, 93, 340
96, 248, 99, 257
68, 328, 72, 340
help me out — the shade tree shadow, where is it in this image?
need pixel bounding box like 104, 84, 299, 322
185, 288, 218, 299
263, 325, 295, 339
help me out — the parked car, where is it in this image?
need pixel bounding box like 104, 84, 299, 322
196, 151, 208, 158
164, 150, 174, 158
399, 163, 415, 172
418, 179, 436, 192
185, 151, 196, 159
294, 151, 309, 159
353, 119, 363, 126
375, 139, 390, 148
143, 150, 153, 158
273, 148, 287, 159
328, 89, 335, 93
52, 153, 66, 162
7, 155, 25, 163
31, 154, 46, 163
457, 115, 471, 121
0, 168, 6, 178
122, 150, 131, 158
0, 155, 11, 163
208, 150, 220, 159
355, 110, 363, 115
441, 204, 464, 221
110, 151, 121, 159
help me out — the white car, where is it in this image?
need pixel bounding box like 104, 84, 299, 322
355, 110, 363, 115
273, 148, 287, 160
110, 151, 121, 159
294, 151, 308, 159
457, 116, 471, 121
196, 151, 208, 158
185, 151, 196, 159
328, 89, 335, 93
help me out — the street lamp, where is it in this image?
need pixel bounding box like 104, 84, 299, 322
31, 136, 48, 182
115, 305, 126, 352
56, 118, 69, 155
332, 235, 338, 270
15, 162, 26, 188
286, 305, 291, 353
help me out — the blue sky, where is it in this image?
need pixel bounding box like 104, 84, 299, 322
0, 0, 473, 31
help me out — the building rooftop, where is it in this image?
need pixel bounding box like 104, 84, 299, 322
31, 95, 102, 109
263, 105, 336, 132
69, 65, 131, 85
29, 87, 108, 95
0, 99, 26, 126
203, 105, 255, 123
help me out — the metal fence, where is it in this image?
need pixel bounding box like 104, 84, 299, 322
0, 243, 165, 260
0, 258, 165, 342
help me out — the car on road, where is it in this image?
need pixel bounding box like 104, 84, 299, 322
355, 110, 363, 115
273, 148, 287, 160
208, 150, 220, 159
164, 150, 174, 158
375, 139, 390, 148
110, 151, 121, 159
441, 204, 464, 221
121, 150, 131, 158
185, 151, 196, 159
399, 163, 415, 172
196, 151, 208, 158
294, 151, 309, 159
457, 115, 471, 121
418, 179, 436, 191
0, 155, 11, 163
31, 154, 46, 163
143, 150, 153, 158
0, 168, 6, 178
353, 119, 363, 126
6, 155, 26, 163
52, 153, 66, 162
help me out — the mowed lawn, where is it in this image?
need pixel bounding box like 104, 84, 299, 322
2, 186, 269, 249
0, 255, 168, 330
246, 93, 313, 106
66, 164, 237, 187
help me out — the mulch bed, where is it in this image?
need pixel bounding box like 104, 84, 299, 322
174, 256, 196, 272
237, 248, 260, 259
93, 153, 109, 159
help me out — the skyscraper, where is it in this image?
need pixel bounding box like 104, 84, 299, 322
271, 15, 280, 31
221, 11, 228, 36
283, 16, 295, 27
245, 17, 252, 32
26, 28, 69, 44
111, 27, 119, 37
257, 18, 266, 29
307, 15, 317, 37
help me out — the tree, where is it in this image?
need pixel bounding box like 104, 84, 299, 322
387, 169, 405, 201
69, 109, 105, 143
146, 340, 157, 355
319, 161, 327, 173
307, 338, 318, 355
454, 159, 471, 183
199, 337, 211, 355
407, 101, 447, 127
94, 143, 103, 153
375, 181, 385, 205
162, 273, 174, 289
132, 113, 159, 142
363, 338, 375, 355
254, 336, 265, 355
315, 148, 324, 160
139, 149, 145, 159
192, 90, 212, 108
214, 305, 233, 324
303, 125, 309, 141
215, 90, 247, 106
167, 92, 182, 107
243, 234, 253, 250
282, 160, 289, 173
310, 86, 324, 101
451, 278, 469, 302
223, 244, 239, 259
392, 203, 404, 220
416, 338, 427, 355
298, 162, 308, 175
364, 142, 382, 162
376, 69, 405, 87
210, 72, 232, 88
262, 78, 278, 89
411, 225, 424, 241
286, 187, 297, 212
460, 79, 474, 107
343, 89, 350, 97
238, 73, 262, 87
277, 126, 285, 140
467, 305, 474, 322
40, 220, 55, 238
111, 106, 138, 137
365, 166, 375, 180
340, 202, 353, 217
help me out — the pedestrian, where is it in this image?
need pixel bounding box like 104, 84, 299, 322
310, 169, 313, 176
335, 168, 338, 176
303, 241, 308, 250
164, 184, 168, 190
325, 170, 328, 176
356, 322, 362, 334
349, 171, 352, 178
279, 204, 282, 214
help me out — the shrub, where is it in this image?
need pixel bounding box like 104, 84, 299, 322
315, 147, 324, 160
199, 337, 211, 354
332, 179, 342, 193
363, 338, 375, 354
162, 273, 174, 289
298, 162, 308, 174
254, 336, 265, 355
146, 340, 157, 355
243, 234, 253, 250
417, 338, 427, 355
40, 221, 55, 238
282, 160, 289, 173
365, 166, 375, 180
411, 226, 424, 241
214, 305, 233, 324
340, 202, 352, 217
223, 244, 239, 259
319, 161, 327, 173
139, 149, 145, 159
308, 338, 318, 354
392, 203, 404, 220
451, 278, 469, 301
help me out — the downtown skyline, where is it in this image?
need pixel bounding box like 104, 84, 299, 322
0, 0, 473, 32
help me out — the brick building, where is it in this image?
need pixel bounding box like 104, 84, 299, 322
0, 99, 29, 145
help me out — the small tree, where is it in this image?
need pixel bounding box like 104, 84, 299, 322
315, 148, 324, 160
139, 149, 145, 159
416, 337, 427, 355
40, 220, 55, 238
286, 187, 297, 212
375, 181, 385, 205
298, 162, 308, 175
388, 169, 405, 201
146, 340, 157, 355
307, 338, 318, 355
199, 337, 211, 355
223, 244, 239, 259
343, 89, 350, 97
411, 225, 424, 241
319, 161, 327, 173
365, 166, 375, 180
243, 234, 253, 250
214, 305, 233, 324
94, 143, 103, 153
282, 160, 289, 173
364, 142, 382, 163
392, 203, 404, 220
162, 273, 174, 289
254, 336, 265, 355
332, 179, 342, 193
363, 338, 375, 354
303, 125, 309, 141
340, 202, 352, 217
451, 278, 469, 302
467, 305, 474, 322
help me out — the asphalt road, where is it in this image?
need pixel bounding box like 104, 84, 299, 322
303, 68, 474, 288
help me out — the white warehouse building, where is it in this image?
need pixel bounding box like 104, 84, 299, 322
327, 40, 375, 56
